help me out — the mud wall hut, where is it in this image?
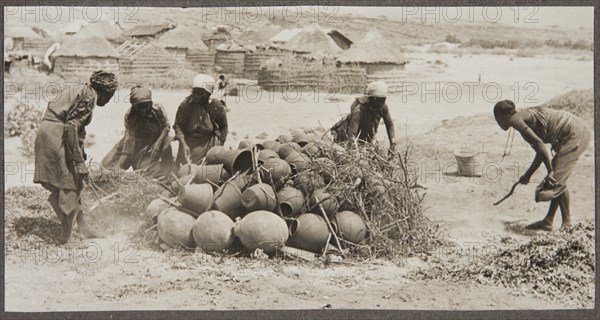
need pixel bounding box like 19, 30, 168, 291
243, 49, 291, 80
116, 40, 178, 75
202, 27, 232, 50
52, 34, 119, 77
281, 23, 343, 56
214, 40, 255, 78
5, 25, 42, 51
337, 27, 408, 93
157, 25, 209, 66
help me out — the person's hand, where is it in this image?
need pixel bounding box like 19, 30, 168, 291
182, 144, 191, 162
519, 173, 532, 185
149, 142, 161, 160
74, 162, 89, 181
544, 172, 558, 188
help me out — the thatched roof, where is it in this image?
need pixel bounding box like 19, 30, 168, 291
238, 25, 281, 45
216, 39, 255, 52
123, 24, 173, 37
84, 20, 122, 41
54, 32, 118, 58
157, 25, 208, 50
281, 24, 341, 55
269, 28, 301, 43
5, 25, 42, 39
337, 27, 408, 65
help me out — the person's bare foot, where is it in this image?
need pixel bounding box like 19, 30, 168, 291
559, 223, 572, 232
525, 220, 553, 231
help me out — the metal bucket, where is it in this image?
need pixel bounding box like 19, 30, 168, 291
454, 149, 486, 177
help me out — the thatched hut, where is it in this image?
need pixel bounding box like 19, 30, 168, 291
84, 20, 123, 43
281, 23, 342, 56
116, 40, 178, 75
238, 25, 281, 46
157, 25, 209, 65
52, 33, 119, 77
214, 40, 255, 78
202, 27, 232, 50
122, 24, 174, 42
268, 28, 302, 47
5, 25, 42, 51
337, 28, 408, 93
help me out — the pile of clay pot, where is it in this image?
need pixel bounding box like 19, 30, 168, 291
142, 131, 367, 258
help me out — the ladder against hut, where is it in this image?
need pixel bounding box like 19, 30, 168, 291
116, 40, 178, 75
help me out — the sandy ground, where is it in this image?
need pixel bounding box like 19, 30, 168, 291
3, 52, 595, 311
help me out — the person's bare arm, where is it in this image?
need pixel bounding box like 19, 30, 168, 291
382, 104, 397, 149
510, 115, 553, 179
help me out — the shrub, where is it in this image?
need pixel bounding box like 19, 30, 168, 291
5, 101, 43, 138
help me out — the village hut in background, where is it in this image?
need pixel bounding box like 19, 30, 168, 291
52, 33, 119, 78
116, 40, 178, 75
83, 20, 123, 44
214, 40, 255, 78
62, 20, 86, 36
238, 25, 291, 79
238, 25, 281, 46
268, 28, 302, 47
202, 26, 232, 50
122, 24, 174, 42
4, 25, 42, 52
281, 23, 343, 56
337, 27, 408, 93
157, 25, 209, 67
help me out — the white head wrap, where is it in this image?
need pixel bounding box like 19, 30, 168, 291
366, 81, 389, 98
192, 74, 216, 93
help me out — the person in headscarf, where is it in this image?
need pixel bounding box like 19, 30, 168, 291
34, 70, 118, 243
101, 85, 174, 177
330, 81, 397, 151
493, 100, 591, 231
173, 74, 228, 165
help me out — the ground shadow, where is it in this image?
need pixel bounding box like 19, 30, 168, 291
502, 220, 544, 237
11, 216, 62, 244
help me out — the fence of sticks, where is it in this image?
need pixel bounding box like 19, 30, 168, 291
87, 130, 439, 261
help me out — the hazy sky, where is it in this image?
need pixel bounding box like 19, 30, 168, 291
339, 6, 593, 29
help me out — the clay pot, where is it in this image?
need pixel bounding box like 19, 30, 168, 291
287, 213, 330, 253
212, 182, 246, 220
142, 198, 170, 226
192, 210, 235, 252
193, 164, 227, 185
170, 174, 194, 194
291, 133, 311, 147
221, 148, 253, 174
177, 183, 214, 215
233, 210, 288, 253
176, 163, 198, 178
334, 211, 367, 244
260, 158, 291, 185
277, 142, 302, 159
157, 208, 196, 248
205, 146, 226, 164
302, 142, 321, 157
276, 187, 305, 217
309, 189, 338, 219
241, 183, 277, 212
230, 170, 253, 190
285, 152, 311, 174
313, 157, 335, 183
294, 172, 325, 196
259, 140, 281, 153
276, 134, 293, 143
257, 149, 279, 164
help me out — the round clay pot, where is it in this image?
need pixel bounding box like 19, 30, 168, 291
276, 187, 305, 217
277, 142, 302, 160
176, 163, 198, 178
287, 213, 330, 253
177, 183, 214, 215
313, 157, 336, 183
309, 189, 338, 219
302, 142, 321, 157
293, 172, 325, 196
212, 182, 246, 220
259, 140, 281, 153
260, 158, 291, 185
192, 210, 235, 252
142, 198, 170, 226
241, 183, 277, 212
233, 210, 288, 253
170, 174, 194, 194
285, 152, 311, 174
257, 149, 279, 164
276, 134, 293, 143
157, 208, 196, 248
205, 145, 226, 164
221, 148, 253, 174
291, 133, 311, 147
334, 211, 367, 244
193, 164, 227, 185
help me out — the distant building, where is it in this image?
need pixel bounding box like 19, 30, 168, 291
116, 40, 178, 75
4, 25, 42, 51
52, 32, 119, 77
122, 24, 174, 42
157, 25, 209, 64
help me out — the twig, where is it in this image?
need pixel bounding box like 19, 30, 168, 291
494, 181, 520, 206
313, 194, 344, 257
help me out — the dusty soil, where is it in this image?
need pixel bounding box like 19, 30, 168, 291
3, 52, 595, 311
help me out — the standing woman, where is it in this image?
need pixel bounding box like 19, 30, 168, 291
173, 74, 228, 165
34, 70, 118, 243
493, 100, 591, 231
101, 85, 174, 176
